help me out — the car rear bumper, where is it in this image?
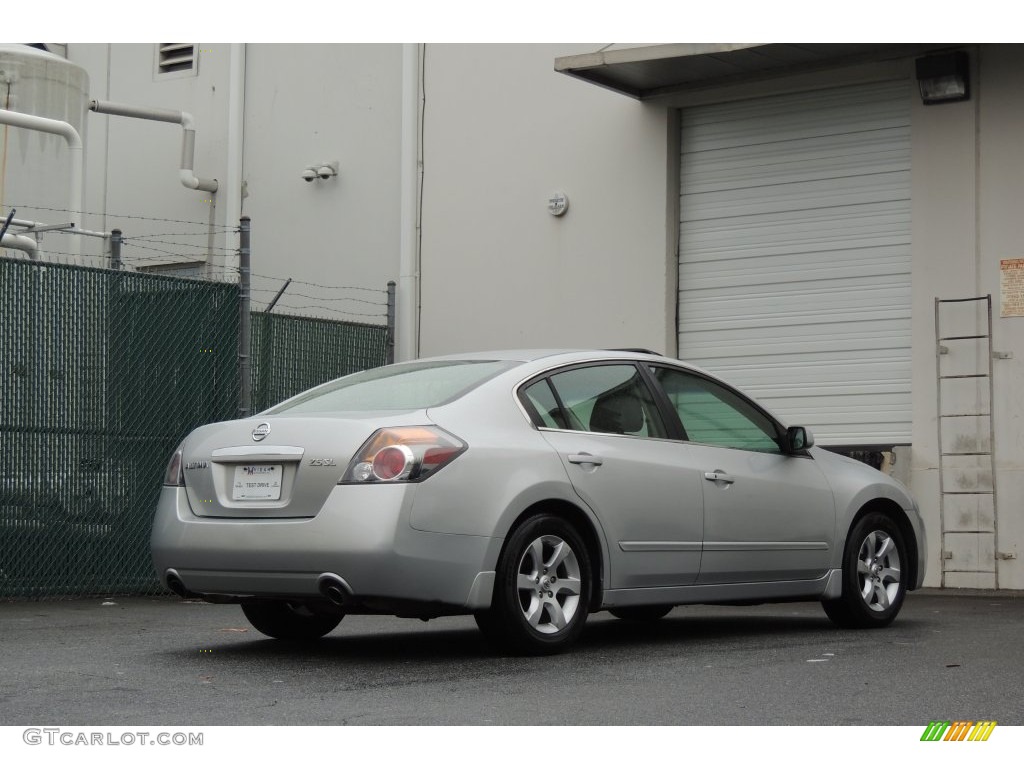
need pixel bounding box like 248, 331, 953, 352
151, 486, 498, 612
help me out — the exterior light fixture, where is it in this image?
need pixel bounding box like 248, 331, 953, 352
915, 52, 969, 105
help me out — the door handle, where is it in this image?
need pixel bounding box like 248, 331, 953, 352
568, 453, 603, 466
703, 470, 734, 484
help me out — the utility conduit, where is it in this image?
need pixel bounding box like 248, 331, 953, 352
89, 99, 218, 193
0, 107, 83, 238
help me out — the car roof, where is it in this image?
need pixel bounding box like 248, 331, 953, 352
416, 348, 669, 365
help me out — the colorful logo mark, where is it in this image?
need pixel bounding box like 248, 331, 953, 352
921, 721, 997, 742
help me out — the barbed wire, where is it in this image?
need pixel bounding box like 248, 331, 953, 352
261, 300, 386, 318
244, 271, 388, 294
248, 287, 386, 308
122, 237, 237, 253
5, 204, 237, 230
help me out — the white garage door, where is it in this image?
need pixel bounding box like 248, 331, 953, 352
678, 80, 912, 446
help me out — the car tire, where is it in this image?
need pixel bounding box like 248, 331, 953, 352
823, 512, 908, 629
609, 605, 673, 621
241, 601, 343, 641
476, 514, 592, 655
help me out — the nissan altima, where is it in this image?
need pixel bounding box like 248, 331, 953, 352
152, 349, 926, 654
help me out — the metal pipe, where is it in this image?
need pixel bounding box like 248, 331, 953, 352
265, 278, 291, 313
110, 229, 122, 271
237, 217, 252, 418
89, 99, 218, 193
386, 281, 396, 365
397, 44, 421, 362
1, 231, 41, 259
11, 218, 109, 238
0, 107, 84, 244
222, 44, 247, 280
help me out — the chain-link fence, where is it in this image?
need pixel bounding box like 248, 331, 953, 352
0, 254, 391, 598
0, 258, 239, 597
250, 312, 390, 414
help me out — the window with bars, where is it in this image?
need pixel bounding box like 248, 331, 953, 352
157, 44, 197, 76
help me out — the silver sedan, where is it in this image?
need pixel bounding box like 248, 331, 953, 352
152, 349, 926, 654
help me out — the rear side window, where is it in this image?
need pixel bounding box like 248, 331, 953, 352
268, 360, 516, 414
524, 364, 667, 438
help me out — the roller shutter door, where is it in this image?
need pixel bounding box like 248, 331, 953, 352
677, 80, 912, 445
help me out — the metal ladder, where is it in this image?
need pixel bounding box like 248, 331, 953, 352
934, 295, 999, 589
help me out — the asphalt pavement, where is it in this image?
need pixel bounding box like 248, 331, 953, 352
1, 589, 1021, 725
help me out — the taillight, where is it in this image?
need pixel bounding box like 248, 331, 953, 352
163, 443, 185, 487
341, 426, 466, 484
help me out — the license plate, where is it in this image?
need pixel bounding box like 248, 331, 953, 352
232, 464, 283, 501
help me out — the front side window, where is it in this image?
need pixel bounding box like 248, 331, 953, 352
653, 367, 781, 453
532, 364, 667, 438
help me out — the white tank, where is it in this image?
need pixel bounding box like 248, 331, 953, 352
0, 44, 89, 251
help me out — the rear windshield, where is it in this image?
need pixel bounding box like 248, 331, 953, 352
266, 360, 517, 414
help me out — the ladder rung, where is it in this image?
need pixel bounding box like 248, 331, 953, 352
943, 491, 994, 495
943, 570, 997, 574
941, 452, 992, 456
939, 374, 989, 379
937, 296, 989, 304
941, 413, 991, 418
938, 334, 990, 341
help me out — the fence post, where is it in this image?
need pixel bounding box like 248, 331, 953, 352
386, 280, 396, 365
238, 216, 252, 418
110, 229, 122, 271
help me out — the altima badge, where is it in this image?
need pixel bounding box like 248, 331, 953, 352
252, 422, 271, 442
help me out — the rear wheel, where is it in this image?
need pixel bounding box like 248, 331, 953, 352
609, 605, 673, 621
241, 601, 343, 641
476, 514, 592, 655
823, 513, 907, 629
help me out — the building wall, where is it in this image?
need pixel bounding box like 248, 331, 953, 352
907, 45, 1024, 589
69, 43, 234, 264
67, 43, 403, 324
240, 44, 403, 321
417, 44, 676, 357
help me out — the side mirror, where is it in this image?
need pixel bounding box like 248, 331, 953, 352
786, 426, 814, 453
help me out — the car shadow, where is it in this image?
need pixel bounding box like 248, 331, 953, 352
158, 609, 882, 667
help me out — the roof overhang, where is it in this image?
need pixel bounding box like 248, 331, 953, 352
555, 43, 944, 100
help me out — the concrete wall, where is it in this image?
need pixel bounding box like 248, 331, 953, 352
417, 44, 676, 357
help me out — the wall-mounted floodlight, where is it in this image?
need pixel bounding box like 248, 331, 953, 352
916, 52, 969, 105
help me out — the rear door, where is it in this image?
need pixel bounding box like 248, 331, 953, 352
521, 363, 704, 588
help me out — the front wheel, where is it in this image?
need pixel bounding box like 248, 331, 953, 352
241, 601, 343, 641
476, 514, 592, 655
823, 513, 908, 629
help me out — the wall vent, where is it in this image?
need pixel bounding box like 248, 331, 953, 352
157, 44, 197, 75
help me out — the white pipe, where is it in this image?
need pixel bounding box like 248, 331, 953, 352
89, 99, 218, 193
222, 43, 246, 280
0, 107, 84, 248
1, 231, 41, 259
11, 218, 110, 238
397, 43, 422, 362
